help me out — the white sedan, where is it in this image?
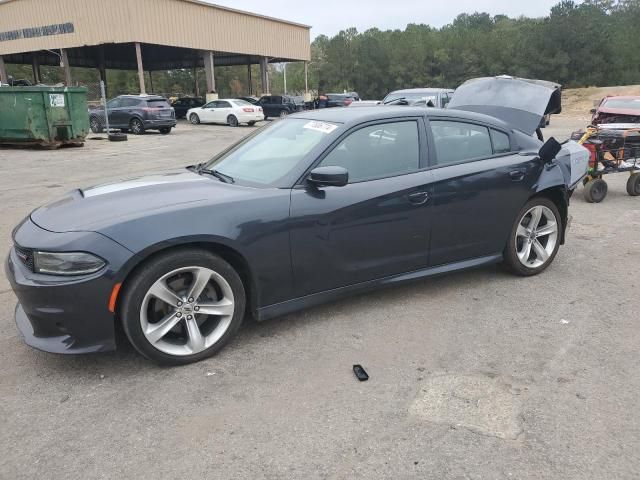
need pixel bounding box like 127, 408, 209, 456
187, 99, 264, 127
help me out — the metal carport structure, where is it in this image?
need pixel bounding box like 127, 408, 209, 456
0, 0, 311, 96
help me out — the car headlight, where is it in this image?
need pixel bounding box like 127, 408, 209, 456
33, 251, 106, 276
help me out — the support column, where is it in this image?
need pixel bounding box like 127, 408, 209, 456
259, 57, 269, 95
203, 51, 214, 91
135, 42, 146, 94
304, 61, 310, 102
0, 55, 6, 84
202, 50, 216, 97
148, 70, 154, 93
32, 53, 41, 84
247, 62, 252, 95
60, 48, 72, 86
97, 45, 107, 96
194, 66, 199, 97
283, 63, 287, 95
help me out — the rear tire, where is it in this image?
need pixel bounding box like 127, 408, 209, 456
227, 115, 239, 127
120, 249, 246, 366
159, 127, 172, 135
130, 118, 145, 135
583, 178, 608, 203
504, 197, 562, 276
626, 174, 640, 196
189, 113, 200, 125
248, 121, 256, 126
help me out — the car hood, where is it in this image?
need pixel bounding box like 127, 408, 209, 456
30, 169, 252, 233
448, 76, 562, 136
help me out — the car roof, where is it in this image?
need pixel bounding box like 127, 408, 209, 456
603, 95, 640, 101
119, 94, 166, 100
290, 106, 511, 130
388, 88, 454, 94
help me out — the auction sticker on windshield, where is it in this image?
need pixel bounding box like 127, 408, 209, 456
304, 121, 338, 134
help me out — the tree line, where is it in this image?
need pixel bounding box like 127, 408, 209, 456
5, 0, 640, 100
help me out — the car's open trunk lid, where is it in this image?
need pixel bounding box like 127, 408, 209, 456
448, 76, 562, 136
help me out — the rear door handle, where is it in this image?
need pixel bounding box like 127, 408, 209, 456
408, 191, 429, 205
509, 170, 526, 181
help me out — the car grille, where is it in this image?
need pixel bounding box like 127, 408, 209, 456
14, 244, 34, 272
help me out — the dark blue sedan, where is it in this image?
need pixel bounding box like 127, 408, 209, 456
6, 84, 589, 364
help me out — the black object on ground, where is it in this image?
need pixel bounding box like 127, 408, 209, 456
108, 132, 128, 142
353, 365, 369, 381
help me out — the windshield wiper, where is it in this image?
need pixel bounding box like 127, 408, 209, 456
198, 167, 235, 184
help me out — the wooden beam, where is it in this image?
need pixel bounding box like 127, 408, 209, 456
135, 42, 146, 94
304, 61, 309, 93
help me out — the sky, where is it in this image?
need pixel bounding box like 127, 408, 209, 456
208, 0, 565, 37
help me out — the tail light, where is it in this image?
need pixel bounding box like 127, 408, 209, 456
258, 107, 263, 112
319, 95, 328, 100
242, 108, 254, 112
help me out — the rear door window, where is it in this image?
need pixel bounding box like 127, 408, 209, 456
217, 101, 232, 109
121, 98, 140, 108
431, 121, 493, 165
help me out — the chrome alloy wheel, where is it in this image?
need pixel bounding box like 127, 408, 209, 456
515, 205, 559, 269
140, 266, 235, 356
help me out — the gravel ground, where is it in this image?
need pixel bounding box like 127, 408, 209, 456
0, 116, 638, 480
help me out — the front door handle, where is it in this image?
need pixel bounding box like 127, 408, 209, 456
509, 170, 526, 181
408, 191, 429, 205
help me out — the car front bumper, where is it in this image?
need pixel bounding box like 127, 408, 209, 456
5, 218, 133, 354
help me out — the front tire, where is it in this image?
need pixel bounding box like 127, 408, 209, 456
159, 127, 172, 135
189, 113, 200, 125
504, 198, 561, 276
279, 110, 288, 119
120, 249, 246, 365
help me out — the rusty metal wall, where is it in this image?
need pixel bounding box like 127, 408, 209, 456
0, 0, 311, 60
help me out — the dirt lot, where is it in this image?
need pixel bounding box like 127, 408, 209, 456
1, 111, 639, 479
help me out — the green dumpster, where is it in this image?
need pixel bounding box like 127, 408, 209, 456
0, 86, 90, 148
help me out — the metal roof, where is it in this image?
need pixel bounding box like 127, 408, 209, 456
0, 0, 311, 62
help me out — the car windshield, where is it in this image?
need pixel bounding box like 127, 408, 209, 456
383, 92, 437, 104
203, 119, 338, 186
603, 98, 640, 111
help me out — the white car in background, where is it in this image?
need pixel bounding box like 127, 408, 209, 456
187, 99, 263, 127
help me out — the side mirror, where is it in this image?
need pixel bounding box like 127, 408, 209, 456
538, 137, 562, 164
308, 166, 348, 187
589, 108, 597, 115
